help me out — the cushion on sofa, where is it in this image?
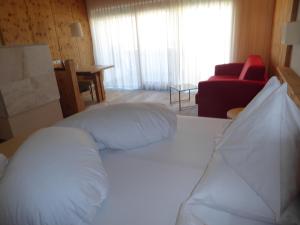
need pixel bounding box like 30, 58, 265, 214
239, 55, 265, 81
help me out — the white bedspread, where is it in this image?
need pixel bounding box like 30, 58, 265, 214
92, 116, 227, 225
176, 203, 274, 225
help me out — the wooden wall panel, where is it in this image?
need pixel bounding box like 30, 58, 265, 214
0, 0, 33, 45
0, 0, 94, 65
232, 0, 275, 68
269, 0, 299, 74
72, 0, 94, 65
50, 0, 80, 64
26, 0, 60, 59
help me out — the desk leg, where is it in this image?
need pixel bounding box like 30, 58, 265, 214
169, 87, 172, 104
179, 91, 181, 111
99, 71, 106, 100
93, 74, 103, 102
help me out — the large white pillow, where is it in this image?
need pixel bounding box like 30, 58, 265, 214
0, 127, 108, 225
216, 76, 280, 147
56, 103, 177, 150
218, 83, 300, 222
183, 150, 275, 223
0, 154, 8, 179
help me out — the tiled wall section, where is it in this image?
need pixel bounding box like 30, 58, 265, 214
0, 0, 94, 66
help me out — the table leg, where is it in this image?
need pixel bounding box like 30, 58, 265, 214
93, 74, 102, 103
169, 87, 172, 104
179, 90, 181, 111
98, 70, 106, 100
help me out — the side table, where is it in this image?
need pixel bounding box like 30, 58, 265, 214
169, 84, 197, 111
227, 107, 244, 119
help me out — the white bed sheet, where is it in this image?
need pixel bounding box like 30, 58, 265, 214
92, 116, 268, 225
92, 116, 227, 225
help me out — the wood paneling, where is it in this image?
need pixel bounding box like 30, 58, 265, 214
232, 0, 275, 68
51, 0, 80, 63
72, 0, 94, 66
0, 0, 94, 65
269, 0, 299, 74
0, 0, 33, 45
26, 0, 60, 59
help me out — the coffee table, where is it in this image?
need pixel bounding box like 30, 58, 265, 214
169, 84, 197, 111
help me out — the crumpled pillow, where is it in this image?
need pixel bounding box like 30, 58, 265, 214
0, 127, 108, 225
56, 103, 177, 150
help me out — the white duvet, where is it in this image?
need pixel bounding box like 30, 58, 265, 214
91, 116, 229, 225
176, 151, 275, 225
176, 80, 300, 225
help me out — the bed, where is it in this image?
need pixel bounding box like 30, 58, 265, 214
92, 116, 228, 225
0, 115, 230, 225
91, 116, 276, 225
0, 66, 299, 225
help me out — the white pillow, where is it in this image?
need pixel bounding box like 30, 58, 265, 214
218, 84, 300, 222
216, 76, 280, 147
0, 154, 8, 179
184, 150, 275, 223
0, 127, 108, 225
56, 103, 177, 150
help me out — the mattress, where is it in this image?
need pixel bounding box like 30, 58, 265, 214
92, 116, 228, 225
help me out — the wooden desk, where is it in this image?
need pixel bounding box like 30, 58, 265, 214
77, 65, 114, 102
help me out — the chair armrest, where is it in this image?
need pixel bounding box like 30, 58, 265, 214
214, 63, 244, 76
197, 80, 265, 118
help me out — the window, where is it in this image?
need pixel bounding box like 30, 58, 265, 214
90, 0, 233, 90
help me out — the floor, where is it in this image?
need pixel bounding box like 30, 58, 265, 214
82, 88, 198, 117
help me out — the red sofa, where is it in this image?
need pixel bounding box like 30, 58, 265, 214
196, 55, 268, 118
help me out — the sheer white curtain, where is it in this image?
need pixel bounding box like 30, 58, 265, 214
89, 0, 233, 90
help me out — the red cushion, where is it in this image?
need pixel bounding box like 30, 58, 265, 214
239, 55, 264, 80
208, 75, 238, 81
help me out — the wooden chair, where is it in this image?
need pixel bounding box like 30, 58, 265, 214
77, 78, 95, 102
54, 60, 85, 117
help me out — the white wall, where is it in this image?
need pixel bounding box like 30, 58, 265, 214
290, 3, 300, 76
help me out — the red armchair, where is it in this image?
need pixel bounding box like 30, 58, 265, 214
196, 55, 268, 118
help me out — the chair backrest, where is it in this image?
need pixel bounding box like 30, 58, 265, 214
239, 55, 266, 81
54, 59, 85, 117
